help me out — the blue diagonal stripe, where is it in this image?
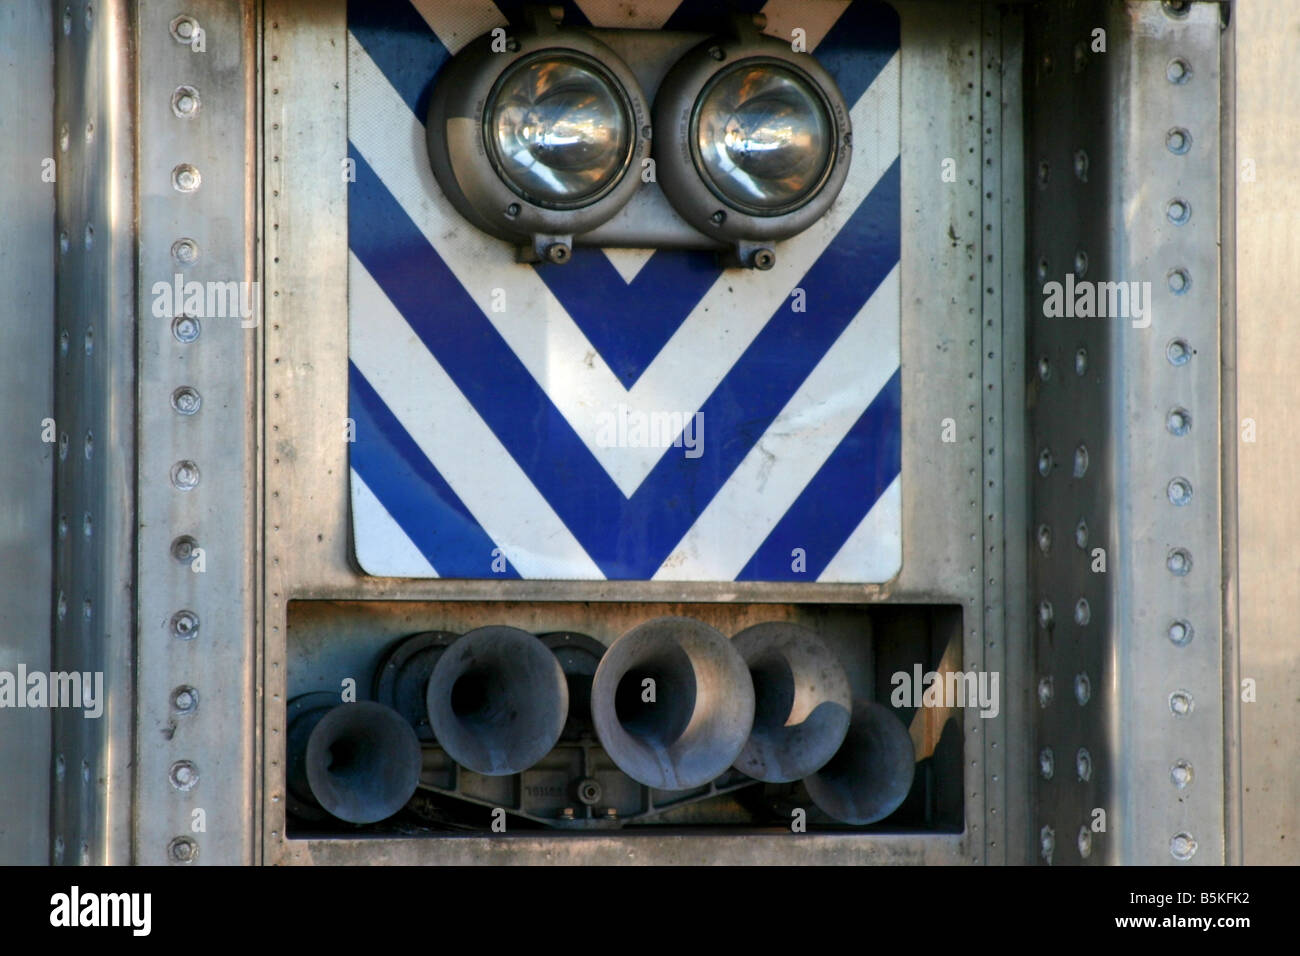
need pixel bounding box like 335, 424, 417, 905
350, 362, 520, 578
736, 367, 901, 581
349, 143, 899, 577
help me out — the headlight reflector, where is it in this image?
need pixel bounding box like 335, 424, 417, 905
488, 55, 634, 209
693, 62, 833, 215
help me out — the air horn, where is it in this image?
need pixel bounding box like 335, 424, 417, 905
804, 700, 916, 825
425, 625, 569, 775
287, 694, 423, 824
730, 622, 852, 783
591, 616, 755, 790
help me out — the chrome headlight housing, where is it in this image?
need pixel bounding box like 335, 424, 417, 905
427, 26, 650, 261
653, 35, 852, 250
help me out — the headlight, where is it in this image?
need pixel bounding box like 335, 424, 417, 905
654, 35, 852, 256
692, 61, 834, 216
427, 26, 650, 262
487, 55, 634, 210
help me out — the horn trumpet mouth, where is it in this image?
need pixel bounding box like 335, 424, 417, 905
804, 700, 916, 825
731, 622, 852, 783
592, 616, 755, 791
426, 625, 569, 776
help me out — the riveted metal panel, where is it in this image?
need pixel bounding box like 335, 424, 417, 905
262, 0, 1018, 864
1026, 0, 1225, 865
132, 0, 259, 865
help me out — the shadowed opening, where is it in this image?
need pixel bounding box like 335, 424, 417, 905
749, 653, 797, 732
613, 645, 695, 747
451, 668, 513, 730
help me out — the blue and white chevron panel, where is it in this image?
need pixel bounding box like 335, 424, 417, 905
347, 0, 901, 582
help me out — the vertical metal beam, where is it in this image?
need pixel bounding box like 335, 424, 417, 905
132, 0, 258, 865
0, 0, 55, 865
1234, 0, 1300, 865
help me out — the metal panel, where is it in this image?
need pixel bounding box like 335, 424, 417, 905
132, 0, 259, 865
1234, 0, 1300, 865
1026, 0, 1225, 865
51, 0, 136, 865
263, 0, 1014, 863
0, 0, 55, 866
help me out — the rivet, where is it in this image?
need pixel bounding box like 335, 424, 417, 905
1036, 524, 1052, 554
57, 514, 68, 539
1077, 826, 1093, 859
172, 314, 201, 343
172, 686, 199, 714
1072, 444, 1089, 478
54, 837, 65, 862
1162, 1, 1191, 20
172, 163, 202, 193
83, 431, 93, 460
80, 843, 90, 865
171, 386, 202, 416
170, 609, 200, 640
1037, 448, 1053, 477
1040, 825, 1055, 864
83, 326, 94, 356
1166, 547, 1192, 576
1167, 477, 1193, 506
171, 238, 199, 264
1076, 748, 1092, 781
169, 15, 199, 44
1037, 356, 1051, 381
55, 753, 66, 781
81, 760, 90, 783
84, 224, 94, 250
708, 45, 725, 61
82, 598, 92, 621
169, 761, 199, 791
1038, 600, 1054, 630
1166, 127, 1192, 155
83, 512, 92, 537
1074, 599, 1091, 627
1074, 348, 1087, 376
168, 836, 198, 864
59, 124, 69, 152
58, 432, 68, 461
1073, 149, 1089, 181
84, 4, 92, 29
1169, 689, 1194, 716
1074, 672, 1091, 705
504, 203, 521, 219
84, 121, 94, 144
56, 591, 67, 622
1073, 250, 1089, 278
1170, 832, 1197, 861
1167, 619, 1194, 647
1036, 159, 1049, 187
1036, 257, 1049, 281
1167, 268, 1190, 294
1039, 748, 1055, 780
1167, 406, 1192, 435
59, 232, 69, 256
1166, 58, 1191, 85
1170, 760, 1194, 788
1166, 338, 1191, 366
170, 460, 200, 491
62, 7, 72, 36
171, 85, 200, 118
171, 534, 199, 564
1038, 676, 1054, 707
1072, 42, 1088, 75
1166, 198, 1191, 225
711, 210, 726, 225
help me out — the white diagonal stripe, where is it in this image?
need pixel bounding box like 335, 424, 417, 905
349, 35, 899, 497
350, 469, 439, 577
409, 0, 505, 55
350, 253, 605, 579
817, 473, 901, 582
653, 264, 900, 580
601, 247, 657, 284
759, 0, 852, 53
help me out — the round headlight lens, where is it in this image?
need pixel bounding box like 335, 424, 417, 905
692, 61, 834, 215
487, 54, 634, 209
